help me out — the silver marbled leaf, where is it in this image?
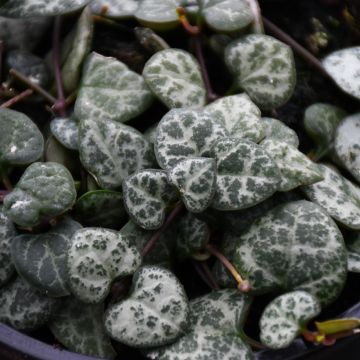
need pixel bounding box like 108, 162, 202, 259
91, 0, 140, 18
262, 117, 299, 148
50, 116, 79, 151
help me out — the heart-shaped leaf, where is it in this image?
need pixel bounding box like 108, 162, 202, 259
260, 291, 321, 349
0, 0, 90, 17
204, 94, 264, 143
302, 164, 360, 229
143, 49, 206, 109
67, 227, 141, 303
334, 114, 360, 183
261, 139, 323, 192
123, 169, 177, 230
225, 34, 296, 110
262, 117, 299, 148
4, 162, 77, 228
79, 118, 155, 190
49, 297, 116, 359
11, 217, 82, 297
211, 138, 281, 210
104, 266, 189, 348
91, 0, 140, 18
345, 232, 360, 272
75, 52, 153, 123
0, 109, 44, 173
50, 116, 79, 151
168, 157, 216, 213
155, 109, 228, 170
233, 200, 347, 306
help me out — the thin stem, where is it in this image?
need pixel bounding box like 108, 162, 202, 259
193, 261, 214, 290
246, 0, 264, 34
0, 89, 33, 108
206, 244, 250, 293
2, 174, 13, 191
199, 261, 220, 290
176, 7, 201, 35
242, 333, 267, 350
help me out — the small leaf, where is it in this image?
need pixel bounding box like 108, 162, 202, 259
91, 0, 140, 18
302, 164, 360, 229
262, 117, 299, 148
67, 227, 141, 303
123, 169, 177, 230
4, 162, 77, 228
168, 157, 216, 213
204, 94, 264, 143
49, 297, 116, 359
104, 266, 189, 348
75, 52, 153, 123
50, 116, 79, 151
211, 137, 281, 211
79, 118, 155, 190
225, 34, 296, 110
11, 217, 81, 297
345, 232, 360, 272
143, 49, 206, 109
260, 291, 321, 349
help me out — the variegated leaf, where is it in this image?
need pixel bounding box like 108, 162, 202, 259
346, 232, 360, 273
79, 118, 155, 190
67, 227, 141, 304
4, 162, 77, 228
50, 116, 79, 151
204, 94, 264, 143
234, 200, 347, 306
168, 158, 216, 213
91, 0, 140, 18
302, 164, 360, 229
75, 52, 153, 123
49, 297, 116, 359
104, 266, 189, 348
261, 139, 323, 192
155, 109, 228, 170
11, 217, 81, 297
123, 169, 177, 230
260, 291, 321, 349
144, 122, 158, 144
211, 138, 281, 211
225, 34, 296, 110
334, 114, 360, 183
262, 117, 299, 148
143, 49, 206, 109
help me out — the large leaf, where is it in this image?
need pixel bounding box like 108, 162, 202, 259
91, 0, 140, 18
50, 116, 79, 151
233, 200, 347, 306
143, 49, 206, 109
75, 52, 153, 123
211, 138, 281, 210
262, 117, 299, 148
67, 227, 141, 303
49, 297, 116, 359
302, 164, 360, 229
155, 109, 228, 170
79, 118, 155, 190
4, 162, 77, 228
225, 34, 296, 110
104, 266, 189, 348
11, 217, 81, 297
260, 291, 321, 349
123, 169, 177, 230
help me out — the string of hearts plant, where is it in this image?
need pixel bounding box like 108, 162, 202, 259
1, 1, 360, 359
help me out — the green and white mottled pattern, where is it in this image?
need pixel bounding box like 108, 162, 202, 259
123, 170, 177, 230
211, 138, 281, 210
49, 297, 116, 359
233, 200, 347, 306
260, 291, 321, 349
50, 116, 79, 151
302, 164, 360, 229
10, 217, 81, 297
0, 109, 43, 170
225, 34, 296, 110
0, 277, 59, 330
75, 52, 152, 123
79, 118, 155, 190
204, 94, 264, 143
105, 266, 189, 348
91, 0, 140, 18
262, 139, 323, 192
143, 49, 206, 109
262, 117, 299, 148
200, 0, 253, 32
168, 158, 216, 213
155, 109, 228, 170
144, 122, 159, 144
0, 206, 16, 287
346, 232, 360, 272
68, 227, 141, 304
323, 47, 360, 100
3, 162, 76, 228
0, 0, 90, 17
335, 114, 360, 183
